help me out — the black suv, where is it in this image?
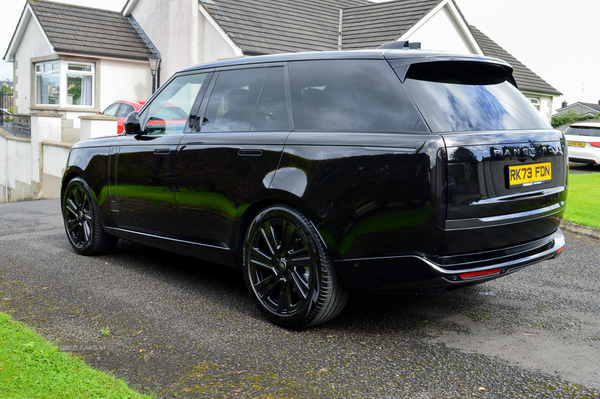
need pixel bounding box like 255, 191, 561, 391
61, 46, 567, 328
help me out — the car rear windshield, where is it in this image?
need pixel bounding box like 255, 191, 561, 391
402, 61, 551, 133
564, 126, 600, 137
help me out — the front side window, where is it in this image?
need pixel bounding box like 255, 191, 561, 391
35, 61, 94, 107
117, 104, 135, 118
140, 73, 208, 135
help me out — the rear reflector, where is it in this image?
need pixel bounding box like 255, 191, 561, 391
459, 268, 501, 279
590, 142, 600, 148
557, 246, 565, 254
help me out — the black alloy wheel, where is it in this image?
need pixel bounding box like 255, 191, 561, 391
62, 177, 117, 255
243, 205, 348, 329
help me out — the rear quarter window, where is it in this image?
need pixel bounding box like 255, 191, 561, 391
288, 59, 427, 132
402, 61, 551, 133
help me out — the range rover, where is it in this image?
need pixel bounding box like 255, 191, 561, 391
61, 44, 567, 328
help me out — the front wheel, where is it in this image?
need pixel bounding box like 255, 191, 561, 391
62, 177, 117, 255
243, 205, 349, 329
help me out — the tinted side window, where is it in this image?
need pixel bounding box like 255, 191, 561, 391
288, 60, 426, 132
117, 104, 134, 118
141, 73, 208, 135
251, 67, 289, 131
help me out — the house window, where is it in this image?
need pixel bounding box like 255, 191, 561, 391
35, 61, 94, 107
528, 97, 541, 111
35, 61, 60, 105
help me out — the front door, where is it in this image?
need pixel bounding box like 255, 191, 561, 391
110, 72, 211, 237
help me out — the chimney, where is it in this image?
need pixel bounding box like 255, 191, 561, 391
561, 101, 568, 108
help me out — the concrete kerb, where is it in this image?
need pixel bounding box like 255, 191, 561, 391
560, 220, 600, 241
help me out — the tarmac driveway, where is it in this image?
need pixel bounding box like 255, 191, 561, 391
1, 199, 599, 398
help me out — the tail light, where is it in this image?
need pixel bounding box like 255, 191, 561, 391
590, 142, 600, 148
459, 268, 501, 279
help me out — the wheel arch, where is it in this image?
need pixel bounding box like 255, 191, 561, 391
233, 189, 340, 268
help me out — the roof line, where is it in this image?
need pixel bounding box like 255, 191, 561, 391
128, 15, 159, 58
4, 1, 54, 62
399, 0, 483, 55
198, 1, 243, 57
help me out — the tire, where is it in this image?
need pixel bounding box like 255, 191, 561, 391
62, 177, 117, 255
243, 204, 349, 329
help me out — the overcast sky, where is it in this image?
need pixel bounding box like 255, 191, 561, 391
1, 0, 598, 109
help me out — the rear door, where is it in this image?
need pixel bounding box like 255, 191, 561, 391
175, 65, 290, 249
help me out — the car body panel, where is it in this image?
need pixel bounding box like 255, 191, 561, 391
564, 122, 600, 164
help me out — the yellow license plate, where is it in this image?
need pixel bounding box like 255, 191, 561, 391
568, 141, 586, 147
508, 162, 552, 187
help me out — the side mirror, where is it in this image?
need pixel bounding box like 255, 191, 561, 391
124, 111, 142, 135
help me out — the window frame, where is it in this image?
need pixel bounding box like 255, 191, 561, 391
34, 60, 95, 108
196, 62, 292, 134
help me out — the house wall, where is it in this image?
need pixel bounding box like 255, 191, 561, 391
402, 5, 476, 54
0, 130, 36, 203
98, 58, 152, 111
130, 0, 238, 81
13, 15, 54, 115
0, 115, 94, 203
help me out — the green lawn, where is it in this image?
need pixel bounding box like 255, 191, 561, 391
0, 312, 151, 399
564, 173, 600, 229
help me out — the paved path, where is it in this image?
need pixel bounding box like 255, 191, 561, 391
1, 199, 599, 398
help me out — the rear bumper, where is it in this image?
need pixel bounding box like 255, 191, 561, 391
334, 229, 565, 293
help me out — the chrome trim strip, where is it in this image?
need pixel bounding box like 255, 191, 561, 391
445, 202, 565, 230
339, 229, 564, 276
105, 227, 230, 250
472, 186, 566, 204
479, 202, 562, 222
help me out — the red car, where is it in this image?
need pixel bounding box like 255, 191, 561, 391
100, 100, 145, 135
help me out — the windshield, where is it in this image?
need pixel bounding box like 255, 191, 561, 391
402, 61, 551, 133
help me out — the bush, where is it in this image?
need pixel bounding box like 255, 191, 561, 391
551, 110, 599, 128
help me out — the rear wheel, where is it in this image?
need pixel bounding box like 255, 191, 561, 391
62, 177, 117, 255
243, 205, 348, 329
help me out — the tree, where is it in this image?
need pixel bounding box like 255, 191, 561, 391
1, 84, 12, 95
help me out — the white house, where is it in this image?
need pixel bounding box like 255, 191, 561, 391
4, 0, 560, 125
3, 0, 156, 126
123, 0, 561, 122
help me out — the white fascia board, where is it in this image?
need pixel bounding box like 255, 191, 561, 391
122, 0, 139, 17
4, 3, 54, 62
198, 3, 243, 57
399, 0, 483, 55
56, 52, 150, 64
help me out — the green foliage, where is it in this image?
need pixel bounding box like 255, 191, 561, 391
68, 83, 81, 102
563, 173, 600, 229
1, 85, 12, 95
0, 312, 152, 398
551, 110, 600, 128
7, 106, 13, 114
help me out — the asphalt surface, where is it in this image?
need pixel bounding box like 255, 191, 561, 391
568, 162, 600, 174
1, 199, 599, 398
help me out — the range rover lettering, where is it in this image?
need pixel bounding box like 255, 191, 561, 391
61, 44, 567, 329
